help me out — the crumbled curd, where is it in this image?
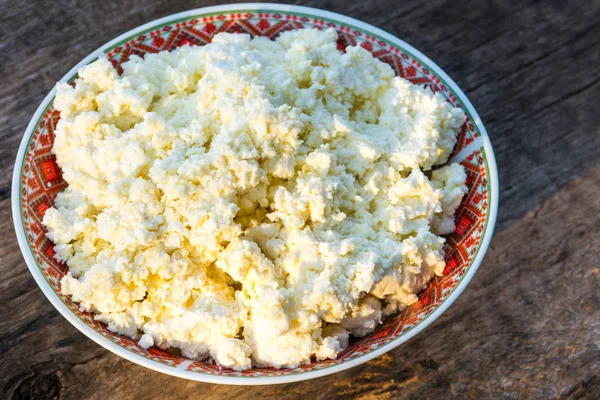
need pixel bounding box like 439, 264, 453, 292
43, 28, 467, 370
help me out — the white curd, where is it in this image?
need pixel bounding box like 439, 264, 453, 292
43, 28, 467, 370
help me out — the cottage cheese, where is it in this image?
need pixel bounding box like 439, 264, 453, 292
43, 28, 467, 370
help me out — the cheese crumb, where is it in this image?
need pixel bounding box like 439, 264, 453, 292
44, 28, 467, 370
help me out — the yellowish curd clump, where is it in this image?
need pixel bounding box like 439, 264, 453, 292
43, 28, 467, 370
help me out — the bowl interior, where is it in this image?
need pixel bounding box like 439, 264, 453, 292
16, 7, 494, 379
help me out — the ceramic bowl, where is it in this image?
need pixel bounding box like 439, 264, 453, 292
12, 3, 498, 385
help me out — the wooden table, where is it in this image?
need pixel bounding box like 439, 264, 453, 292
1, 0, 598, 398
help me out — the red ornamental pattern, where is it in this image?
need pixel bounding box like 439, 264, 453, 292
18, 12, 490, 378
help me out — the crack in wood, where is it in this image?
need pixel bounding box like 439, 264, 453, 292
534, 76, 600, 115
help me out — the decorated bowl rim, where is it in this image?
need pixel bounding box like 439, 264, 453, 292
11, 2, 499, 385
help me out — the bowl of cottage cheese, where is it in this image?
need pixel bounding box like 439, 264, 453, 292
12, 4, 498, 384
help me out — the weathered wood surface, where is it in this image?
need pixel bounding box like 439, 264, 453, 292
1, 0, 599, 398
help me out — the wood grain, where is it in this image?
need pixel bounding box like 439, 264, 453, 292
1, 0, 599, 398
